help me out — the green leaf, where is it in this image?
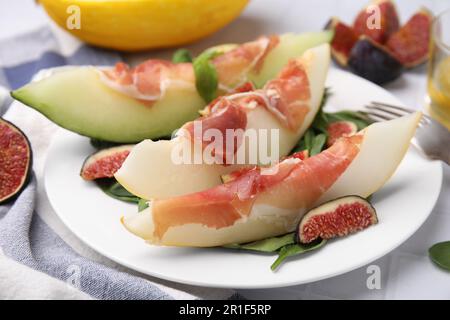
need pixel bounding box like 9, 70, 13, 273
311, 88, 332, 133
290, 88, 332, 155
310, 133, 327, 156
138, 198, 149, 212
320, 87, 332, 110
293, 131, 326, 156
193, 50, 222, 103
303, 129, 315, 152
96, 178, 140, 204
311, 111, 329, 134
224, 233, 296, 252
89, 138, 121, 150
429, 241, 450, 271
326, 110, 371, 130
172, 49, 193, 63
271, 239, 327, 271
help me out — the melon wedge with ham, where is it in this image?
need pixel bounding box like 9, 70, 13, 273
122, 112, 421, 247
115, 44, 331, 200
11, 32, 332, 143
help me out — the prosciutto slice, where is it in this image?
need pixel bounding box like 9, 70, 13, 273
150, 135, 362, 240
100, 60, 194, 103
179, 56, 313, 164
99, 35, 280, 105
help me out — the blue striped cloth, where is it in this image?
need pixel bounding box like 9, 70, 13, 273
0, 26, 241, 300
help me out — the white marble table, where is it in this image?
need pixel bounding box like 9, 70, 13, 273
1, 0, 449, 299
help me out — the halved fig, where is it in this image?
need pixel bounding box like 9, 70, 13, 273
385, 8, 433, 68
353, 0, 400, 44
80, 145, 133, 181
326, 120, 358, 147
0, 118, 32, 203
326, 17, 358, 66
348, 36, 403, 84
297, 195, 377, 244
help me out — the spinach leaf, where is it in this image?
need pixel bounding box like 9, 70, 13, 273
271, 239, 327, 271
303, 129, 315, 152
320, 87, 332, 109
429, 241, 450, 271
193, 50, 222, 103
224, 233, 296, 252
311, 111, 329, 134
292, 131, 326, 156
310, 133, 327, 156
290, 88, 374, 157
138, 198, 149, 212
290, 89, 331, 155
326, 110, 372, 130
311, 88, 332, 133
96, 178, 140, 204
172, 49, 193, 63
89, 139, 121, 150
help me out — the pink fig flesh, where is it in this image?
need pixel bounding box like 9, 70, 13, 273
298, 195, 378, 244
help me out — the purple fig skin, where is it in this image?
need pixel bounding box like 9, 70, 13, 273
347, 37, 403, 85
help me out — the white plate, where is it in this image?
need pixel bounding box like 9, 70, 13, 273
44, 68, 443, 289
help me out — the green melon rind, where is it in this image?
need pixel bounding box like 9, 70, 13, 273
11, 68, 204, 143
250, 31, 334, 87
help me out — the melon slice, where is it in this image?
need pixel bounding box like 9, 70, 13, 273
249, 32, 333, 87
11, 32, 332, 143
12, 67, 203, 143
115, 44, 331, 200
122, 112, 421, 247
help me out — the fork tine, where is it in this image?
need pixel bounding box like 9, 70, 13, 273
371, 101, 415, 114
366, 102, 449, 164
363, 110, 395, 122
366, 104, 408, 118
363, 109, 424, 127
369, 102, 429, 126
371, 101, 432, 122
368, 105, 427, 126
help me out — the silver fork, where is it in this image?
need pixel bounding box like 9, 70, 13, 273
363, 102, 450, 165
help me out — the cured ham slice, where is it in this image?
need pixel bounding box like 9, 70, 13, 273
115, 44, 330, 200
149, 142, 349, 240
180, 52, 317, 164
214, 35, 280, 91
99, 36, 279, 104
182, 99, 248, 164
101, 60, 195, 103
122, 112, 421, 247
263, 59, 311, 130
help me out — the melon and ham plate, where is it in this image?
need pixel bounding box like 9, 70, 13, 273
122, 112, 422, 247
115, 44, 330, 200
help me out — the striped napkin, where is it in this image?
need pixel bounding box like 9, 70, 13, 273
0, 26, 241, 300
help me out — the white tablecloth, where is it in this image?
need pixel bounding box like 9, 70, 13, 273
1, 0, 449, 299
